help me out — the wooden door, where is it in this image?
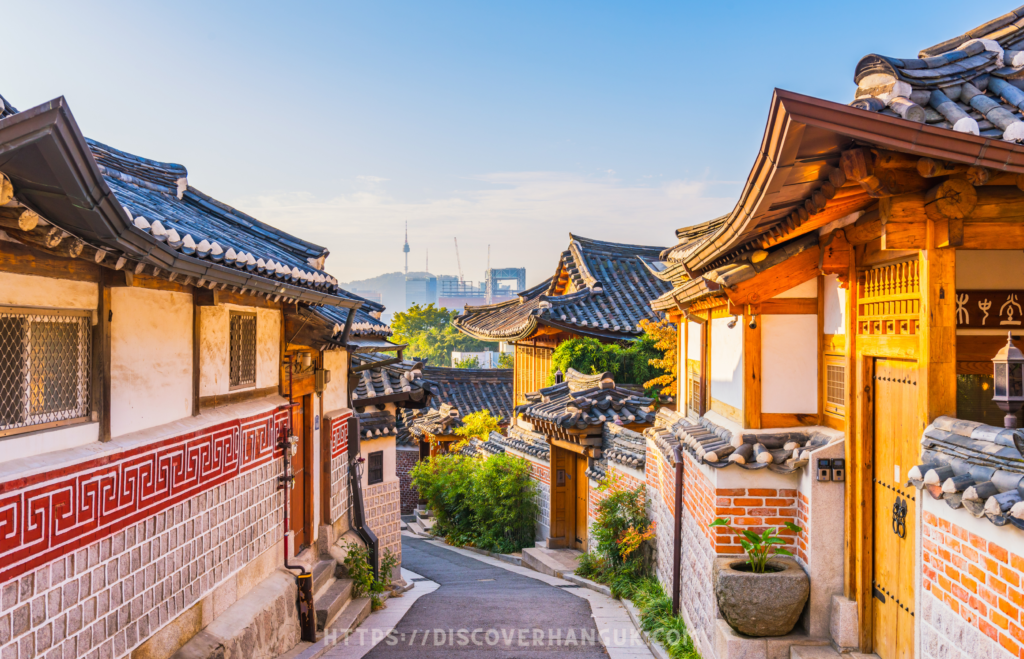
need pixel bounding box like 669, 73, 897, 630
550, 446, 574, 548
871, 359, 917, 659
574, 455, 588, 550
290, 395, 312, 549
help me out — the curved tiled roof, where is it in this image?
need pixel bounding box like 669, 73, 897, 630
410, 404, 462, 439
421, 366, 513, 424
354, 410, 397, 439
912, 416, 1024, 530
312, 302, 391, 339
517, 369, 656, 430
851, 7, 1024, 141
351, 353, 435, 408
454, 235, 670, 342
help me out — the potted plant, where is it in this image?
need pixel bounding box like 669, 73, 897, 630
709, 518, 809, 637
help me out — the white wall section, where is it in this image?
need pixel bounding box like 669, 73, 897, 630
762, 314, 818, 414
199, 304, 281, 396
710, 317, 743, 412
774, 278, 818, 298
110, 288, 193, 437
823, 274, 846, 335
322, 349, 349, 413
0, 272, 97, 309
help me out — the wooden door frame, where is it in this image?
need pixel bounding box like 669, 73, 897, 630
574, 455, 588, 551
548, 444, 575, 549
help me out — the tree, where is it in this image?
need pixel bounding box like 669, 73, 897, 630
391, 303, 495, 366
638, 318, 677, 396
454, 355, 481, 369
497, 352, 514, 369
454, 409, 503, 441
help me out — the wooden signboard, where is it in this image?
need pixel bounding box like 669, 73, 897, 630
955, 291, 1024, 328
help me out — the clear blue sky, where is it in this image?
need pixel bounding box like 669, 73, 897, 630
4, 1, 1011, 288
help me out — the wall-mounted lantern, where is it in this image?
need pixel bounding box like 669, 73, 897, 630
992, 332, 1024, 428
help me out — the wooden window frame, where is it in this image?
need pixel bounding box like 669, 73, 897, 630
0, 306, 93, 439
228, 311, 257, 391
367, 450, 384, 485
824, 354, 846, 419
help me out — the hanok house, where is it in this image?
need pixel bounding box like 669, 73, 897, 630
346, 352, 439, 517
0, 93, 402, 659
509, 369, 657, 550
453, 234, 672, 405
397, 365, 512, 515
640, 8, 1024, 659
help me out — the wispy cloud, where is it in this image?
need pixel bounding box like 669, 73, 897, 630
232, 172, 737, 285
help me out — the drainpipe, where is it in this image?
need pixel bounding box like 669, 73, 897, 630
671, 444, 684, 617
348, 416, 381, 581
279, 352, 316, 642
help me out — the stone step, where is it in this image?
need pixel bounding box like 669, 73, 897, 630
790, 647, 879, 659
415, 507, 433, 520
407, 521, 430, 537
311, 559, 335, 595
401, 514, 416, 523
520, 547, 582, 578
325, 596, 373, 641
315, 578, 353, 631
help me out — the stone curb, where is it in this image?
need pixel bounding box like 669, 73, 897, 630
560, 572, 613, 597
622, 599, 672, 659
461, 545, 524, 566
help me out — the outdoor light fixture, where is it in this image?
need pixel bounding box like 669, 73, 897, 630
727, 315, 738, 329
748, 315, 757, 330
992, 331, 1024, 428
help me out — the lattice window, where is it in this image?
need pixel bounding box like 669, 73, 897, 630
229, 312, 257, 388
0, 308, 91, 437
824, 356, 845, 418
687, 358, 701, 415
367, 450, 383, 485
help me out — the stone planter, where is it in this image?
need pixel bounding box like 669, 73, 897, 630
714, 556, 809, 637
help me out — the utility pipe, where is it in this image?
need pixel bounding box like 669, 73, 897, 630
671, 444, 684, 616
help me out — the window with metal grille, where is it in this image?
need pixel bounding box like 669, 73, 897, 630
229, 312, 257, 389
0, 307, 92, 437
367, 450, 383, 485
825, 358, 845, 418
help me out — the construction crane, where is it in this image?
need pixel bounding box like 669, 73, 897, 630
453, 237, 465, 283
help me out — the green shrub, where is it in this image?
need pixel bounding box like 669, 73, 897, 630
470, 453, 539, 553
342, 544, 400, 611
548, 335, 668, 396
411, 451, 538, 553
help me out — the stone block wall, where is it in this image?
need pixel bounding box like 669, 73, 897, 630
364, 480, 402, 565
0, 405, 289, 659
326, 411, 352, 529
645, 439, 677, 592
524, 457, 550, 541
922, 508, 1024, 659
396, 447, 420, 516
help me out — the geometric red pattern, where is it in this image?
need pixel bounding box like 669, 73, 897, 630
330, 410, 351, 459
0, 405, 289, 586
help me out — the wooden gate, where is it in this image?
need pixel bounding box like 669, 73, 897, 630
574, 456, 588, 550
871, 359, 917, 659
290, 394, 313, 549
550, 446, 573, 547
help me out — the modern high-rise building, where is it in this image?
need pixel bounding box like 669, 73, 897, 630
405, 274, 438, 308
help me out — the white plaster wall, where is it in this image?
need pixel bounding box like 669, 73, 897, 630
110, 288, 192, 437
709, 317, 743, 413
0, 422, 99, 463
359, 435, 397, 489
199, 304, 281, 396
823, 274, 845, 335
686, 321, 701, 360
761, 314, 818, 414
956, 250, 1024, 289
774, 278, 818, 298
322, 350, 349, 412
0, 272, 97, 309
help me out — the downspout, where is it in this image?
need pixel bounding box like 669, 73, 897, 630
348, 415, 381, 581
671, 444, 684, 616
279, 352, 316, 642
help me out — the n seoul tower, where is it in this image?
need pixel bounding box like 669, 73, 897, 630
403, 221, 410, 274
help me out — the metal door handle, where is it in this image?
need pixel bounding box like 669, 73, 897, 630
892, 496, 907, 539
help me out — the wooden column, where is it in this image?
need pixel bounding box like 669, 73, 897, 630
844, 245, 858, 601
682, 319, 689, 410
94, 282, 112, 442
700, 313, 709, 416
918, 219, 957, 427
743, 313, 761, 429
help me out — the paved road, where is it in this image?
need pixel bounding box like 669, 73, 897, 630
362, 536, 610, 658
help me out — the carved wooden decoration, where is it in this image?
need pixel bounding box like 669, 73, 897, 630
857, 259, 920, 336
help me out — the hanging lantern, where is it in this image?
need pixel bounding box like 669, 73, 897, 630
992, 332, 1024, 428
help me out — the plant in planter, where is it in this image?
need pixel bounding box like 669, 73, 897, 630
709, 518, 809, 637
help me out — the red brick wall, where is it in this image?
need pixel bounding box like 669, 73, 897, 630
683, 453, 717, 546
923, 511, 1024, 657
646, 444, 676, 518
396, 448, 421, 516
796, 491, 810, 564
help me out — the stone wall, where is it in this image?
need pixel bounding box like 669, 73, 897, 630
0, 403, 289, 659
364, 480, 402, 566
526, 458, 550, 541
326, 411, 352, 530
396, 447, 420, 516
645, 438, 677, 592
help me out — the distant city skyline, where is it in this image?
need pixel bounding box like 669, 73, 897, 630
2, 0, 1011, 289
